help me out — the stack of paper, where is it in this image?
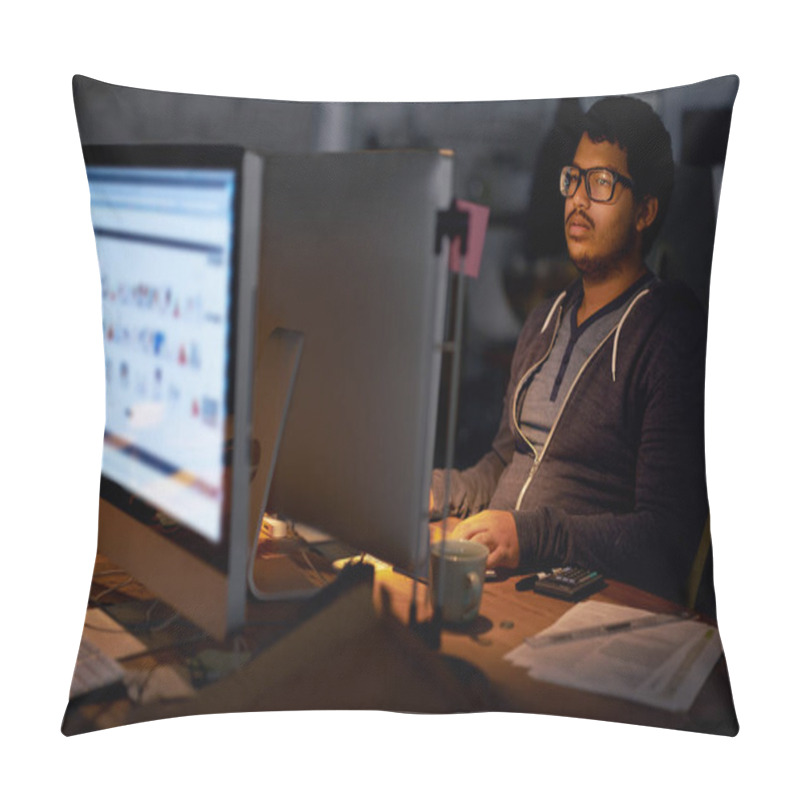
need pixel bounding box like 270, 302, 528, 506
505, 600, 721, 712
82, 608, 196, 704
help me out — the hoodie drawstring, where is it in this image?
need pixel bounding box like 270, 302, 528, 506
540, 290, 567, 334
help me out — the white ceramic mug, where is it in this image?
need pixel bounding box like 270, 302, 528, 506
429, 539, 489, 625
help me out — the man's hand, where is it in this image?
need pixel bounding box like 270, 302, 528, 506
453, 510, 520, 569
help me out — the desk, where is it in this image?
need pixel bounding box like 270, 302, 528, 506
62, 546, 737, 736
375, 566, 737, 735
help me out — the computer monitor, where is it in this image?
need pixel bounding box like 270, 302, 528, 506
251, 151, 453, 578
85, 144, 262, 640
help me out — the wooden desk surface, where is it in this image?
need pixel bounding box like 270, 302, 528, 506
374, 564, 737, 735
63, 541, 737, 736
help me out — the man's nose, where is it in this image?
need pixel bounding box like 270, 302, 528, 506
572, 175, 591, 207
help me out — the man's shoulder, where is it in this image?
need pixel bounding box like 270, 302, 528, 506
515, 275, 706, 347
634, 278, 708, 364
643, 278, 707, 331
647, 276, 703, 306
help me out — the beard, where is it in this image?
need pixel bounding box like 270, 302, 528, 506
572, 254, 623, 282
569, 225, 638, 284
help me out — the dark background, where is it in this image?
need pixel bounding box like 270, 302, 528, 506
74, 74, 737, 469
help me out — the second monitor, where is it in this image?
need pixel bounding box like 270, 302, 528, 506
251, 150, 454, 579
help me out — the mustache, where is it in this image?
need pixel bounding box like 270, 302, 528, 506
566, 209, 594, 228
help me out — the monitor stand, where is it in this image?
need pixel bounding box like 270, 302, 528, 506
247, 327, 334, 600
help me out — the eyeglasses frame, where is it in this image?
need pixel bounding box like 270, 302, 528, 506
560, 165, 635, 203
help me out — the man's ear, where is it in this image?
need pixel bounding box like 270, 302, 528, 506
636, 196, 659, 232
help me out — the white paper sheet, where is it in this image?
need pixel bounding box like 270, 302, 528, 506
505, 600, 722, 712
82, 608, 195, 703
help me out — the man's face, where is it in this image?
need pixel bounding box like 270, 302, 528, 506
564, 133, 642, 279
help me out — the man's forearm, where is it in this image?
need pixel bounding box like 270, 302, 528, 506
430, 449, 506, 519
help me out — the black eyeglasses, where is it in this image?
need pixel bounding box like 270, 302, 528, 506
560, 166, 634, 203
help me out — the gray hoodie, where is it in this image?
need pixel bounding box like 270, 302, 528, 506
432, 274, 709, 604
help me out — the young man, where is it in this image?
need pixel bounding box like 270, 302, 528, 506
430, 96, 709, 604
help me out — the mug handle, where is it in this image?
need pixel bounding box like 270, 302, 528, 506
463, 571, 481, 617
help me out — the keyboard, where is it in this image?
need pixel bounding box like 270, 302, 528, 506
69, 637, 127, 699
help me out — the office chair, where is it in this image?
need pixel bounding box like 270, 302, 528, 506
685, 515, 712, 613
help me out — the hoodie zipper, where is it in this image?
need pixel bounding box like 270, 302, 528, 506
511, 306, 562, 509
512, 287, 650, 511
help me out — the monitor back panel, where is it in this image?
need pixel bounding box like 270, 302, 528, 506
255, 150, 453, 575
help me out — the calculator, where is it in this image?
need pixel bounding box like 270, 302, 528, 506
533, 567, 605, 601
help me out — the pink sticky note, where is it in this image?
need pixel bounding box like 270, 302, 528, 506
448, 200, 490, 278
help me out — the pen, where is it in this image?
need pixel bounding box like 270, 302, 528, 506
526, 611, 695, 649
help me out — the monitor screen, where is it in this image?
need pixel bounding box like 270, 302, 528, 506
91, 164, 237, 549
85, 145, 261, 638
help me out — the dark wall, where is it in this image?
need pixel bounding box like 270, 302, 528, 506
73, 75, 739, 468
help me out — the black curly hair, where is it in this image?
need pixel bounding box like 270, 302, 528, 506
581, 95, 675, 253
